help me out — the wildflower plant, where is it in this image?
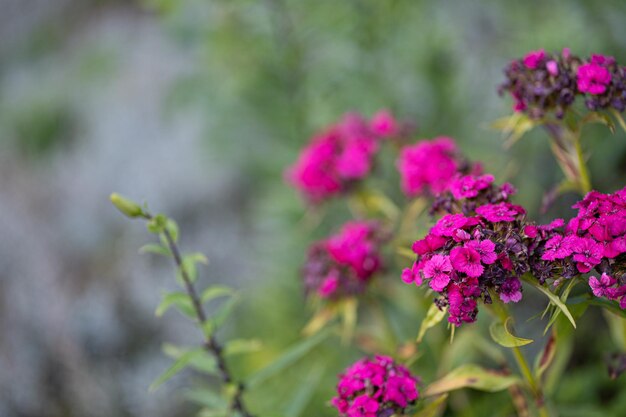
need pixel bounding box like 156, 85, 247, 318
115, 51, 626, 417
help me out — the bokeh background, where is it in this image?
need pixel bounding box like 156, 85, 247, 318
2, 0, 626, 416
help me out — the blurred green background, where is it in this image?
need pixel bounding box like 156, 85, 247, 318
2, 0, 626, 416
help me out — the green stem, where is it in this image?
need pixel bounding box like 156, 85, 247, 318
490, 298, 551, 417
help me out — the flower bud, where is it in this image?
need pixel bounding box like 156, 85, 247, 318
110, 193, 144, 218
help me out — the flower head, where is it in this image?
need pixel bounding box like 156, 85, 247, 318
287, 111, 400, 202
303, 221, 385, 299
397, 137, 464, 197
332, 356, 420, 417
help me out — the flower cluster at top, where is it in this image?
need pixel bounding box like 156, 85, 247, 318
499, 48, 626, 119
286, 111, 400, 203
397, 137, 479, 197
401, 203, 532, 326
332, 355, 419, 417
303, 221, 386, 300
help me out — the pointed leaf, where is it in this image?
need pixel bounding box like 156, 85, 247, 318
413, 394, 448, 417
489, 317, 533, 348
150, 348, 206, 391
201, 285, 234, 304
610, 109, 626, 133
155, 292, 195, 317
339, 297, 358, 345
139, 243, 171, 257
417, 303, 447, 343
534, 330, 556, 380
423, 364, 520, 397
534, 284, 576, 329
247, 327, 332, 388
223, 339, 263, 356
284, 361, 326, 417
162, 344, 218, 375
302, 306, 337, 337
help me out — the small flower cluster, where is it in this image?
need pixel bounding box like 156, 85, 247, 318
286, 111, 400, 203
303, 221, 386, 300
565, 188, 626, 306
430, 173, 517, 216
397, 137, 477, 197
499, 49, 626, 118
402, 203, 530, 326
332, 355, 420, 417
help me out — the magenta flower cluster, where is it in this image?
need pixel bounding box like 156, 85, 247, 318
397, 137, 476, 197
499, 48, 626, 118
303, 221, 385, 300
286, 111, 400, 202
332, 355, 419, 417
402, 203, 530, 326
558, 187, 626, 307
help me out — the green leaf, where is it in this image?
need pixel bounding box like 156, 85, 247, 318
183, 387, 227, 409
155, 292, 195, 317
533, 330, 556, 380
417, 303, 447, 343
150, 348, 207, 391
283, 361, 326, 417
413, 394, 448, 417
166, 218, 179, 242
203, 295, 239, 338
223, 339, 263, 356
162, 344, 218, 375
610, 109, 626, 133
147, 214, 167, 234
139, 243, 171, 257
489, 317, 533, 348
201, 285, 234, 304
533, 284, 577, 329
581, 111, 615, 133
423, 364, 520, 397
246, 327, 332, 388
490, 113, 536, 147
339, 297, 357, 345
603, 310, 626, 351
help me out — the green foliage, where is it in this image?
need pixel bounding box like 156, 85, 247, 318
489, 317, 533, 348
423, 364, 521, 396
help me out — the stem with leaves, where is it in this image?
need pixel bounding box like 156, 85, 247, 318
110, 193, 254, 417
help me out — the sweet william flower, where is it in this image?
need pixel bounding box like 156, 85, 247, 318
523, 49, 546, 69
423, 255, 452, 291
450, 246, 484, 277
589, 273, 617, 298
577, 63, 611, 95
332, 356, 420, 417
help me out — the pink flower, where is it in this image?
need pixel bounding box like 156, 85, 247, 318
466, 239, 497, 264
346, 395, 378, 417
523, 49, 546, 69
450, 247, 484, 277
589, 273, 617, 298
370, 110, 399, 137
412, 234, 447, 255
571, 237, 604, 273
397, 137, 460, 196
431, 214, 470, 237
449, 174, 494, 199
423, 255, 453, 291
590, 54, 616, 66
541, 235, 574, 261
332, 356, 419, 417
546, 60, 559, 76
577, 63, 611, 95
476, 203, 525, 223
319, 274, 339, 297
401, 264, 423, 286
499, 278, 522, 303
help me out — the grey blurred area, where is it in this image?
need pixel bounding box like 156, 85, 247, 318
0, 1, 254, 416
